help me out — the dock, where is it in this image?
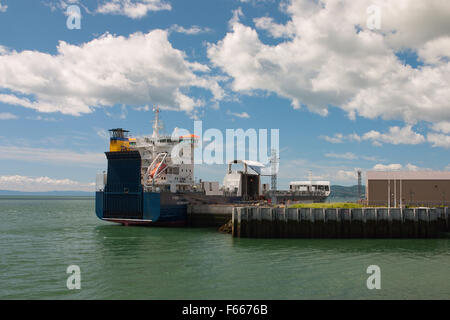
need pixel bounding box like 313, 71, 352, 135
188, 205, 450, 238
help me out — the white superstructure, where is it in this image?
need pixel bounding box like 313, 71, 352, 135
130, 107, 197, 192
289, 180, 331, 196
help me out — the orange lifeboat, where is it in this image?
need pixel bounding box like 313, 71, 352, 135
150, 163, 167, 178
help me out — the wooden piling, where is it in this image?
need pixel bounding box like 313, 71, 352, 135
402, 208, 417, 238
364, 208, 377, 238
445, 207, 450, 232
434, 207, 447, 234
299, 208, 311, 238
232, 207, 238, 237
417, 208, 429, 238
389, 208, 402, 238
339, 208, 351, 238
376, 208, 389, 238
351, 209, 364, 238
324, 208, 339, 238
286, 208, 299, 238
428, 208, 440, 238
260, 207, 273, 238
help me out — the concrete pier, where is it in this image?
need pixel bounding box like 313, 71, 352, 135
229, 207, 450, 238
187, 205, 234, 228
188, 204, 449, 238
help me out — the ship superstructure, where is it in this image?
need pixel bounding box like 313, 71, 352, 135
131, 107, 197, 193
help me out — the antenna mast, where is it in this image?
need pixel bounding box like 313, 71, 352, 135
270, 148, 278, 191
152, 106, 163, 139
357, 170, 362, 199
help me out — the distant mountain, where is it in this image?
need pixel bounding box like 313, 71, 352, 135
329, 185, 366, 199
0, 190, 94, 196
0, 186, 364, 199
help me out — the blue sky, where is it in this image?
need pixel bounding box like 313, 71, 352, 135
0, 0, 449, 191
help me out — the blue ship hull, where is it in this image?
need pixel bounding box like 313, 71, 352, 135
96, 191, 188, 226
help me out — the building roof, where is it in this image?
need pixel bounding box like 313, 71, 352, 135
367, 171, 450, 180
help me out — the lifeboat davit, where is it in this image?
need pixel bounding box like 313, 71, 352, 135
150, 163, 167, 178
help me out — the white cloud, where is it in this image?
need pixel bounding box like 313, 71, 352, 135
418, 36, 450, 65
208, 0, 450, 124
325, 152, 358, 160
372, 163, 425, 171
0, 175, 94, 192
405, 163, 420, 171
427, 133, 450, 148
95, 128, 110, 140
253, 17, 295, 38
373, 163, 403, 171
133, 105, 150, 112
0, 112, 17, 120
320, 133, 344, 144
361, 125, 426, 146
0, 30, 223, 116
169, 25, 212, 35
0, 1, 7, 12
226, 110, 250, 118
323, 125, 426, 146
97, 0, 171, 19
334, 169, 359, 182
0, 145, 105, 166
432, 121, 450, 134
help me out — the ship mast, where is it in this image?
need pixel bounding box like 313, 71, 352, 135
152, 106, 163, 139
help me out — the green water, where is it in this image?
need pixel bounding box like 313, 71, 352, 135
0, 197, 449, 300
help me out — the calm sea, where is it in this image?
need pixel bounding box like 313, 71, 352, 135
0, 196, 449, 299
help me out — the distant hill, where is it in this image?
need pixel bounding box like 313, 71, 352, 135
0, 186, 364, 199
0, 190, 94, 196
329, 185, 366, 199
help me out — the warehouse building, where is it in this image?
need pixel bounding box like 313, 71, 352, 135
366, 171, 450, 207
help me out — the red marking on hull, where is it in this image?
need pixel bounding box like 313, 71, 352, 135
103, 218, 186, 227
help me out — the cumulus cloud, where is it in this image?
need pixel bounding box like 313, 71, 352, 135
373, 163, 403, 171
0, 1, 7, 12
320, 134, 344, 144
0, 175, 94, 192
253, 17, 295, 38
334, 169, 359, 182
97, 0, 171, 19
432, 121, 450, 134
427, 133, 450, 148
0, 112, 17, 120
361, 125, 426, 146
0, 145, 105, 166
372, 163, 424, 171
0, 30, 223, 116
325, 152, 358, 160
226, 110, 250, 118
208, 0, 450, 123
322, 125, 426, 146
169, 25, 212, 35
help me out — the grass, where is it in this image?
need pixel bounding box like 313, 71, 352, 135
290, 202, 365, 209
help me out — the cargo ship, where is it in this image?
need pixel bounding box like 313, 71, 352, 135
95, 107, 330, 226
